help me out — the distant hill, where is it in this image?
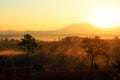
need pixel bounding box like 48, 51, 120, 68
56, 23, 120, 34
56, 23, 98, 34
0, 23, 120, 36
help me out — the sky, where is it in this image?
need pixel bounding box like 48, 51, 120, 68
0, 0, 120, 31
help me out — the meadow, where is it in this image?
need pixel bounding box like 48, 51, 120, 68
0, 35, 120, 80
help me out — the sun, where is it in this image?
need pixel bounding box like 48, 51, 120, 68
89, 6, 118, 28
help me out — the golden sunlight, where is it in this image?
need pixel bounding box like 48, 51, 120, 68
89, 6, 118, 28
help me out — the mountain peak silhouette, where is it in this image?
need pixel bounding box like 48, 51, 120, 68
57, 23, 97, 34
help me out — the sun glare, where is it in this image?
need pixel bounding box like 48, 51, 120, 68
89, 6, 118, 28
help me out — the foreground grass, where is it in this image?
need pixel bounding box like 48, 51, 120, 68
0, 68, 119, 80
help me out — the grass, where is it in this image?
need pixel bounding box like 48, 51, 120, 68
0, 68, 118, 80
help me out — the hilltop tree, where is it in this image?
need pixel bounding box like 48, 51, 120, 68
82, 36, 109, 73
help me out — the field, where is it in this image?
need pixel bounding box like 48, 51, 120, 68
0, 35, 120, 80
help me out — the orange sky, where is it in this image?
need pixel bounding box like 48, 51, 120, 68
0, 0, 120, 31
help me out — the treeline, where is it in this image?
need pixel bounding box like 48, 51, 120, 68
0, 34, 120, 80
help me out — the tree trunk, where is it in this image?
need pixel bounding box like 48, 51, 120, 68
91, 55, 95, 73
26, 48, 30, 72
26, 52, 30, 80
106, 57, 109, 69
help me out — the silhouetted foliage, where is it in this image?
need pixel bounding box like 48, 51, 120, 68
18, 34, 38, 54
113, 60, 120, 73
32, 64, 43, 71
0, 36, 120, 80
18, 34, 38, 73
82, 36, 109, 72
13, 55, 28, 66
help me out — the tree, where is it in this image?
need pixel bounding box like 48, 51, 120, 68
82, 36, 109, 73
18, 34, 38, 54
113, 60, 120, 73
18, 34, 38, 72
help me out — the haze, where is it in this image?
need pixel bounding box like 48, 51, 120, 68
1, 0, 120, 31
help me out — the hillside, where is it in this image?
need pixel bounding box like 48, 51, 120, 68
56, 23, 98, 34
0, 23, 120, 36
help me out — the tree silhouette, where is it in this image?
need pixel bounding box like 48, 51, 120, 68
18, 34, 38, 54
18, 34, 38, 72
82, 36, 109, 73
113, 60, 120, 73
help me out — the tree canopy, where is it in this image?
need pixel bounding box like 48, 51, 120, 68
18, 34, 38, 54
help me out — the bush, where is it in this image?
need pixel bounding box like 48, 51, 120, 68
33, 64, 43, 71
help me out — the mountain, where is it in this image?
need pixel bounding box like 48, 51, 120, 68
0, 23, 120, 36
56, 23, 120, 34
56, 23, 98, 34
